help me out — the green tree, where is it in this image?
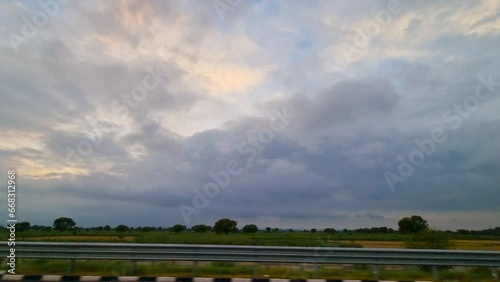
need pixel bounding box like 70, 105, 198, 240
213, 218, 237, 234
170, 224, 187, 233
53, 217, 76, 231
242, 224, 258, 234
16, 222, 31, 232
192, 224, 210, 233
311, 228, 317, 233
115, 224, 129, 232
265, 227, 271, 233
324, 228, 336, 234
398, 215, 429, 233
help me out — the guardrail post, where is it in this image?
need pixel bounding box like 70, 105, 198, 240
193, 261, 198, 277
253, 262, 259, 278
69, 259, 76, 274
492, 267, 498, 282
433, 266, 439, 282
372, 265, 379, 280
130, 261, 136, 275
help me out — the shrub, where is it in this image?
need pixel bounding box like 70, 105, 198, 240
170, 224, 187, 233
405, 229, 453, 249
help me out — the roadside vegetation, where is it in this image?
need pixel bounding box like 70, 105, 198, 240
1, 215, 499, 279
1, 215, 498, 247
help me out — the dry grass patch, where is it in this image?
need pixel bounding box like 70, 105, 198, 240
451, 240, 500, 251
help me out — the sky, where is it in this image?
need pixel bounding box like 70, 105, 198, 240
0, 0, 499, 230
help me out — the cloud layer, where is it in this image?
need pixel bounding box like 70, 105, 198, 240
1, 0, 499, 230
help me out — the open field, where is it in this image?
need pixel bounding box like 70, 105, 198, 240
2, 230, 500, 250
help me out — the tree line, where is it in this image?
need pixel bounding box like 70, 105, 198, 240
2, 215, 499, 236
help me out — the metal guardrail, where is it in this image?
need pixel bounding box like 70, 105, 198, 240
1, 242, 500, 279
2, 241, 500, 266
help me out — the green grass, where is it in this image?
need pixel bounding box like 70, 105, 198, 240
1, 229, 499, 247
2, 229, 499, 243
1, 230, 366, 246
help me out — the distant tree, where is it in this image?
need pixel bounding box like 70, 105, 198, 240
272, 228, 280, 232
103, 225, 111, 231
213, 218, 237, 234
170, 224, 187, 233
398, 215, 429, 233
288, 229, 294, 232
311, 228, 317, 233
361, 227, 389, 233
265, 227, 271, 233
115, 224, 129, 232
31, 225, 44, 231
192, 224, 210, 233
242, 224, 258, 234
16, 222, 30, 232
324, 228, 336, 234
495, 227, 500, 235
53, 217, 76, 231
